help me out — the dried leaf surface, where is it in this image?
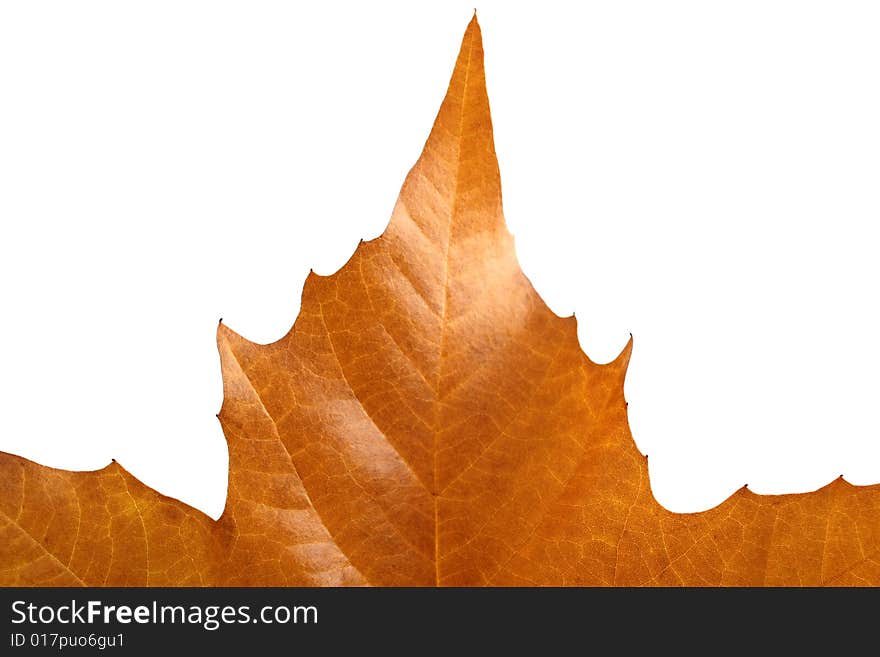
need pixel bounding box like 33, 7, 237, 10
2, 16, 878, 587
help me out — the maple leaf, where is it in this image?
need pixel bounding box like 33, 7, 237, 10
2, 15, 879, 587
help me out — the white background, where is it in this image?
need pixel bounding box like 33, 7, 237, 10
1, 2, 878, 520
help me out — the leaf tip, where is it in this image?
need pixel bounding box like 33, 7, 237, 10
467, 9, 480, 34
609, 334, 634, 370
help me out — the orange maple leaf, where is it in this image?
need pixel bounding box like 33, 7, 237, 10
2, 15, 878, 587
